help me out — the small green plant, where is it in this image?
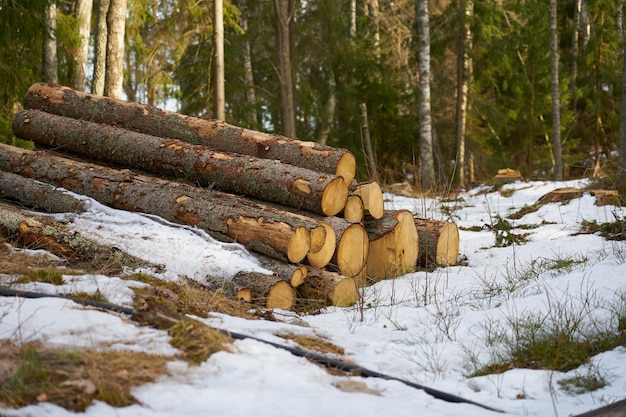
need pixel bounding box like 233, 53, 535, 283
558, 364, 607, 395
491, 215, 528, 247
16, 269, 66, 285
581, 213, 626, 241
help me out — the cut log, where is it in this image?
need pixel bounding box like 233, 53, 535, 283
365, 210, 419, 279
23, 82, 356, 185
0, 200, 143, 268
12, 110, 349, 216
306, 221, 337, 269
299, 267, 359, 307
322, 216, 369, 278
414, 218, 459, 267
351, 182, 384, 219
341, 195, 364, 223
0, 143, 327, 264
254, 254, 308, 287
0, 171, 86, 213
205, 271, 296, 309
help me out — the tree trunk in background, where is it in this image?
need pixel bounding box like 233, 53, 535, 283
72, 0, 92, 91
618, 14, 626, 193
42, 1, 58, 83
570, 0, 582, 109
550, 0, 563, 181
366, 0, 380, 59
350, 0, 357, 38
92, 0, 110, 95
318, 74, 336, 146
104, 0, 126, 98
214, 0, 225, 120
415, 0, 435, 190
238, 0, 258, 129
360, 103, 380, 183
455, 0, 473, 187
272, 0, 297, 139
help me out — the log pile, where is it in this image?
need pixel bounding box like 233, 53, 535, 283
2, 83, 460, 310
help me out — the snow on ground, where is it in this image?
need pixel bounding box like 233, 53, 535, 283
1, 179, 626, 416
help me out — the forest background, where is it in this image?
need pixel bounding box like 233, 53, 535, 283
2, 0, 626, 192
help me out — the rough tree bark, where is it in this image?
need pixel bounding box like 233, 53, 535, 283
299, 267, 359, 307
0, 171, 86, 213
414, 218, 459, 267
23, 83, 356, 185
0, 201, 143, 268
92, 0, 110, 95
13, 110, 348, 216
207, 271, 296, 309
0, 143, 335, 265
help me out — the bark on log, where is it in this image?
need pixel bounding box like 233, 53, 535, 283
205, 271, 296, 309
414, 218, 459, 267
365, 210, 419, 279
0, 143, 326, 264
0, 171, 86, 213
12, 110, 348, 216
254, 254, 308, 287
299, 267, 359, 307
0, 200, 143, 268
23, 82, 357, 185
351, 182, 384, 219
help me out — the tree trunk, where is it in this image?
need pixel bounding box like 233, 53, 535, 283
0, 143, 330, 265
0, 171, 86, 213
414, 218, 459, 267
299, 268, 359, 307
570, 0, 582, 109
619, 10, 626, 194
0, 201, 144, 269
365, 210, 419, 280
72, 0, 93, 91
42, 1, 58, 83
324, 216, 369, 278
415, 0, 436, 190
92, 0, 110, 95
360, 103, 380, 183
214, 0, 225, 120
455, 0, 473, 187
104, 0, 127, 98
205, 271, 296, 309
272, 0, 297, 139
549, 0, 563, 181
13, 110, 348, 216
237, 0, 258, 129
23, 83, 356, 186
254, 254, 308, 287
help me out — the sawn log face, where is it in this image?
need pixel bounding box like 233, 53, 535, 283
12, 110, 348, 216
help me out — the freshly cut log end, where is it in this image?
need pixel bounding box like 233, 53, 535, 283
342, 195, 364, 223
290, 265, 308, 288
414, 218, 459, 267
351, 182, 384, 219
336, 153, 356, 186
306, 222, 336, 269
320, 177, 349, 216
335, 223, 369, 277
266, 281, 297, 310
287, 226, 312, 263
300, 268, 359, 307
366, 210, 419, 279
308, 224, 328, 254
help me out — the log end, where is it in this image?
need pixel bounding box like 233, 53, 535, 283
336, 152, 356, 186
436, 222, 460, 266
342, 195, 364, 223
352, 182, 384, 219
331, 277, 359, 307
266, 281, 297, 310
290, 265, 308, 288
336, 224, 369, 277
287, 226, 311, 263
306, 222, 336, 269
320, 177, 349, 216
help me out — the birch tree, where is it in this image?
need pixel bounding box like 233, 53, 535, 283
550, 0, 563, 180
72, 0, 92, 91
215, 0, 225, 120
43, 0, 58, 83
92, 0, 109, 95
415, 0, 435, 189
455, 0, 473, 186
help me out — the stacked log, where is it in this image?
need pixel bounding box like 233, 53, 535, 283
3, 83, 461, 310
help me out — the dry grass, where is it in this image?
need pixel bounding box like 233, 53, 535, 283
277, 332, 345, 356
0, 340, 170, 412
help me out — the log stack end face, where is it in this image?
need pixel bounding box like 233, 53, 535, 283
320, 177, 349, 216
